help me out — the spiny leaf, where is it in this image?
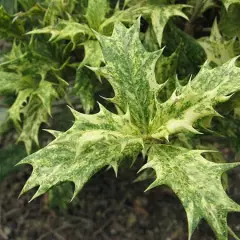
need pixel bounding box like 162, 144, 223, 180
99, 4, 148, 34
142, 144, 240, 240
18, 99, 49, 154
8, 89, 33, 130
95, 19, 162, 133
16, 80, 58, 153
150, 57, 240, 140
198, 20, 236, 66
28, 20, 93, 49
19, 106, 143, 200
80, 40, 104, 67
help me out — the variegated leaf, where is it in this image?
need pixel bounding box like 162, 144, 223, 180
150, 57, 240, 139
141, 144, 240, 240
19, 105, 143, 200
95, 19, 162, 132
28, 20, 93, 49
198, 20, 236, 66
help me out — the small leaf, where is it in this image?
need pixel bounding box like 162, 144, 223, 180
80, 40, 104, 67
28, 20, 93, 49
142, 144, 240, 240
8, 89, 33, 130
198, 20, 236, 66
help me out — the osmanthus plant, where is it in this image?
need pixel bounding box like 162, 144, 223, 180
18, 19, 240, 240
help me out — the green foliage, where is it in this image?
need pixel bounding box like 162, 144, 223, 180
0, 0, 240, 239
0, 144, 26, 181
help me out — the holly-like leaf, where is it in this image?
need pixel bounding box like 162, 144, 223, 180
80, 40, 104, 67
19, 106, 143, 200
18, 18, 240, 240
95, 20, 162, 132
18, 99, 49, 154
141, 144, 240, 240
99, 4, 148, 34
0, 41, 65, 152
150, 57, 240, 139
8, 88, 33, 130
198, 20, 235, 66
28, 20, 93, 49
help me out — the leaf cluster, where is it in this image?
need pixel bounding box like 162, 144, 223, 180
0, 0, 240, 239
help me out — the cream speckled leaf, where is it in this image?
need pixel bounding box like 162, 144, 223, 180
19, 105, 143, 200
18, 99, 49, 154
150, 57, 240, 139
151, 4, 189, 47
80, 40, 104, 68
8, 89, 33, 130
198, 20, 235, 66
99, 4, 148, 34
141, 144, 240, 240
95, 19, 162, 133
28, 20, 93, 49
